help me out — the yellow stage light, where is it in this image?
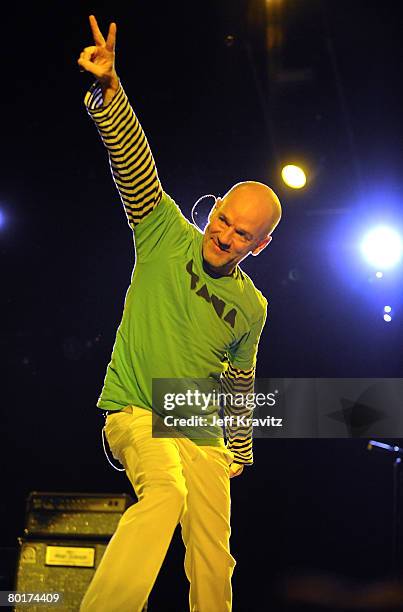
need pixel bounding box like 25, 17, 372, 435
281, 164, 307, 189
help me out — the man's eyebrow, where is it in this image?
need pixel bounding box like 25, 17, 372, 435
219, 213, 254, 239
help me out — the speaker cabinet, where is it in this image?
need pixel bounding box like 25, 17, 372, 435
12, 492, 148, 611
14, 538, 108, 611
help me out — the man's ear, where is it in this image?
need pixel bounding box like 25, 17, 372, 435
214, 197, 222, 211
251, 235, 272, 256
208, 197, 222, 222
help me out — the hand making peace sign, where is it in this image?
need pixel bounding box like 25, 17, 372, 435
78, 15, 119, 90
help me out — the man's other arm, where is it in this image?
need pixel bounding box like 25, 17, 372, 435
222, 304, 268, 475
221, 362, 255, 467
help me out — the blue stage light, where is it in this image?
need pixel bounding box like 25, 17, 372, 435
361, 226, 402, 269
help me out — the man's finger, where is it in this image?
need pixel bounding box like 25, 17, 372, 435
81, 46, 97, 61
229, 464, 244, 478
77, 56, 102, 78
105, 22, 117, 52
89, 14, 105, 46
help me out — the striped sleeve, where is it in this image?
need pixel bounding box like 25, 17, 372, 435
84, 81, 163, 228
221, 362, 256, 466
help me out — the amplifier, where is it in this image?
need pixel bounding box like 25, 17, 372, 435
14, 537, 108, 612
14, 492, 148, 611
23, 491, 134, 539
14, 537, 147, 612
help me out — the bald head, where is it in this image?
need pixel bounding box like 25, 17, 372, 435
202, 180, 282, 276
222, 181, 282, 238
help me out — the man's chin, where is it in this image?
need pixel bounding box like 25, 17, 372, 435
203, 255, 221, 269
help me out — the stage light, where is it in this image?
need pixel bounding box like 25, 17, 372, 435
360, 226, 402, 269
375, 271, 383, 278
384, 306, 392, 313
281, 165, 306, 189
0, 210, 4, 228
383, 314, 392, 322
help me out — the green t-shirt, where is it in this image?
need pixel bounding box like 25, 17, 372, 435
97, 192, 267, 442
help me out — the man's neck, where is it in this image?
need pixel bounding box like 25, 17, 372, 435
202, 257, 235, 279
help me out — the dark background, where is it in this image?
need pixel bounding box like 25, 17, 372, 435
2, 0, 403, 609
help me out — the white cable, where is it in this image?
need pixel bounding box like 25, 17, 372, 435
101, 424, 126, 472
191, 194, 217, 230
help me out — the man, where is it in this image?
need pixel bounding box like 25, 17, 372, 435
78, 15, 281, 612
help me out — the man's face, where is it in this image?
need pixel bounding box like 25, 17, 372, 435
202, 194, 272, 276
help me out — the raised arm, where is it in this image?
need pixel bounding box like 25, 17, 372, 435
78, 15, 163, 228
